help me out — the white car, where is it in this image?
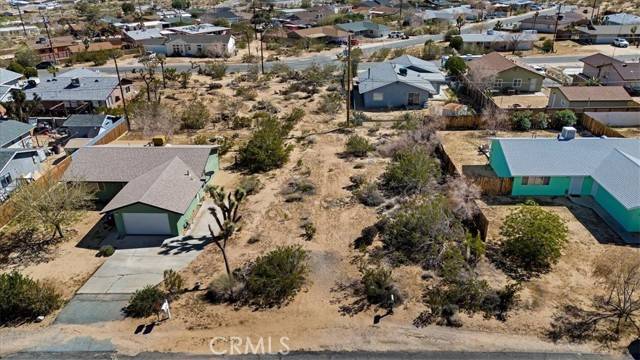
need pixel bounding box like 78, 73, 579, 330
533, 65, 546, 73
613, 38, 629, 47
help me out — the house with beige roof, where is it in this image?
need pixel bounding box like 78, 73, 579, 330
579, 53, 640, 93
466, 52, 544, 93
548, 86, 638, 110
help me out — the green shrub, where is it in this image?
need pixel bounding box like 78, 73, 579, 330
500, 200, 568, 275
381, 196, 465, 267
351, 111, 370, 126
531, 112, 549, 130
97, 245, 115, 257
510, 111, 533, 131
23, 67, 37, 78
345, 135, 374, 157
163, 269, 184, 296
245, 245, 309, 307
301, 221, 316, 241
199, 61, 227, 79
192, 134, 208, 145
231, 116, 252, 129
282, 107, 304, 132
206, 274, 240, 303
125, 286, 164, 317
236, 86, 257, 100
0, 272, 62, 325
238, 117, 292, 172
217, 135, 234, 155
7, 61, 25, 74
361, 265, 399, 306
444, 55, 467, 76
355, 182, 384, 207
449, 36, 463, 51
392, 113, 422, 130
380, 148, 441, 195
552, 110, 577, 130
238, 175, 262, 195
318, 92, 342, 115
542, 39, 554, 53
181, 100, 210, 130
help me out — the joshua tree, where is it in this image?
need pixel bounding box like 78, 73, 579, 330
207, 187, 246, 280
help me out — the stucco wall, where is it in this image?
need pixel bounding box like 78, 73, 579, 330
593, 183, 640, 232
511, 176, 571, 196
488, 140, 511, 177
362, 82, 431, 109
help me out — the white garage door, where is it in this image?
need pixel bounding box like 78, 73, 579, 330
122, 213, 172, 235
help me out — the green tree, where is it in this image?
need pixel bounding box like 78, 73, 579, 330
510, 111, 533, 131
0, 272, 62, 325
2, 89, 42, 122
171, 0, 190, 10
493, 20, 503, 30
121, 2, 135, 14
180, 98, 210, 130
14, 46, 40, 68
125, 286, 165, 317
381, 147, 441, 195
456, 15, 465, 32
345, 135, 374, 157
449, 35, 463, 51
499, 200, 568, 276
238, 117, 292, 173
552, 109, 577, 129
444, 55, 467, 76
541, 39, 554, 53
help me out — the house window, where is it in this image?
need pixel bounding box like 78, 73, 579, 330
512, 78, 522, 88
407, 92, 420, 105
0, 173, 12, 188
373, 92, 384, 101
521, 176, 550, 185
493, 79, 503, 88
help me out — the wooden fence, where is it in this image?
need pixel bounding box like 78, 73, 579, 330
90, 118, 129, 145
580, 114, 625, 138
445, 115, 484, 130
0, 156, 72, 228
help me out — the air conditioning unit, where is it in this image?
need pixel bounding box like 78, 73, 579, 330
559, 126, 576, 140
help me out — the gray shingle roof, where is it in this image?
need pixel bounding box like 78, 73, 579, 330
358, 62, 442, 94
0, 68, 22, 85
124, 28, 164, 41
63, 114, 108, 127
63, 145, 216, 182
58, 68, 106, 78
101, 156, 204, 214
0, 120, 34, 148
23, 77, 119, 102
336, 21, 389, 33
494, 137, 640, 209
389, 55, 441, 74
0, 149, 16, 171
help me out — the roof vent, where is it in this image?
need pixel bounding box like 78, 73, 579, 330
70, 77, 80, 87
559, 126, 576, 140
398, 67, 408, 76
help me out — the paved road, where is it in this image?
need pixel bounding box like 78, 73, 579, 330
4, 350, 626, 359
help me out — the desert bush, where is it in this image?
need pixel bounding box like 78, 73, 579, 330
377, 119, 443, 158
542, 39, 553, 53
97, 245, 115, 257
449, 36, 463, 51
531, 112, 549, 130
245, 245, 309, 307
199, 61, 227, 79
380, 148, 441, 195
349, 174, 367, 188
351, 111, 370, 126
355, 182, 384, 207
241, 54, 257, 63
301, 221, 316, 241
552, 110, 577, 130
499, 200, 568, 276
238, 175, 263, 195
282, 107, 305, 132
206, 274, 241, 304
381, 196, 465, 267
318, 92, 342, 115
125, 286, 164, 318
238, 117, 292, 172
192, 134, 208, 145
354, 225, 379, 249
0, 272, 62, 325
392, 113, 423, 130
510, 111, 533, 131
281, 177, 316, 196
216, 135, 235, 155
236, 86, 258, 101
180, 99, 210, 130
231, 116, 252, 129
361, 265, 399, 306
251, 100, 279, 114
345, 135, 374, 158
163, 269, 184, 296
445, 175, 481, 221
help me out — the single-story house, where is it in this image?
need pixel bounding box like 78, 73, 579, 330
518, 11, 587, 33
489, 135, 640, 232
547, 86, 637, 110
23, 74, 135, 113
67, 40, 122, 56
602, 13, 640, 25
579, 53, 640, 93
336, 21, 390, 38
357, 55, 445, 109
420, 5, 479, 24
63, 145, 220, 236
0, 147, 45, 201
290, 26, 349, 44
466, 52, 544, 93
141, 33, 235, 57
31, 35, 75, 62
167, 24, 230, 35
0, 120, 35, 149
0, 68, 23, 102
461, 29, 538, 51
62, 114, 117, 138
0, 25, 40, 38
574, 25, 638, 44
123, 28, 166, 46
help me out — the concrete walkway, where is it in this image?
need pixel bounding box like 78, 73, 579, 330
55, 201, 218, 324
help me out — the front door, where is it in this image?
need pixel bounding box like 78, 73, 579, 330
569, 176, 584, 195
407, 92, 420, 106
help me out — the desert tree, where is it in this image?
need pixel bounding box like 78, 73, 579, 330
3, 90, 42, 123
481, 106, 510, 134
11, 179, 95, 239
138, 55, 160, 102
549, 248, 640, 343
508, 33, 524, 54
207, 187, 246, 281
456, 15, 465, 32
445, 175, 481, 221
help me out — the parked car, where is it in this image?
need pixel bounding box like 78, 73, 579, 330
36, 61, 54, 69
613, 38, 629, 47
388, 31, 405, 38
533, 65, 545, 73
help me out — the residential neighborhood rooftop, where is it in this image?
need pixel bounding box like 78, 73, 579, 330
23, 77, 120, 102
0, 120, 34, 148
555, 86, 634, 102
63, 114, 110, 128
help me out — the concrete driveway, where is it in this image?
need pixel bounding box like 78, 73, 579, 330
55, 201, 217, 324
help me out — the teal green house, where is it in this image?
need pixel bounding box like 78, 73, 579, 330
489, 136, 640, 233
64, 145, 219, 236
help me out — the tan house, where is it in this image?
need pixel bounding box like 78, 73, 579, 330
548, 86, 638, 111
290, 26, 349, 44
141, 33, 235, 57
466, 52, 545, 94
579, 53, 640, 93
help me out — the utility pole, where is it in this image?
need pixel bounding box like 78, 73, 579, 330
16, 4, 27, 38
532, 11, 539, 32
112, 54, 130, 129
346, 34, 351, 127
39, 9, 56, 64
398, 0, 403, 27
259, 29, 265, 74
551, 4, 562, 53
590, 0, 597, 21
